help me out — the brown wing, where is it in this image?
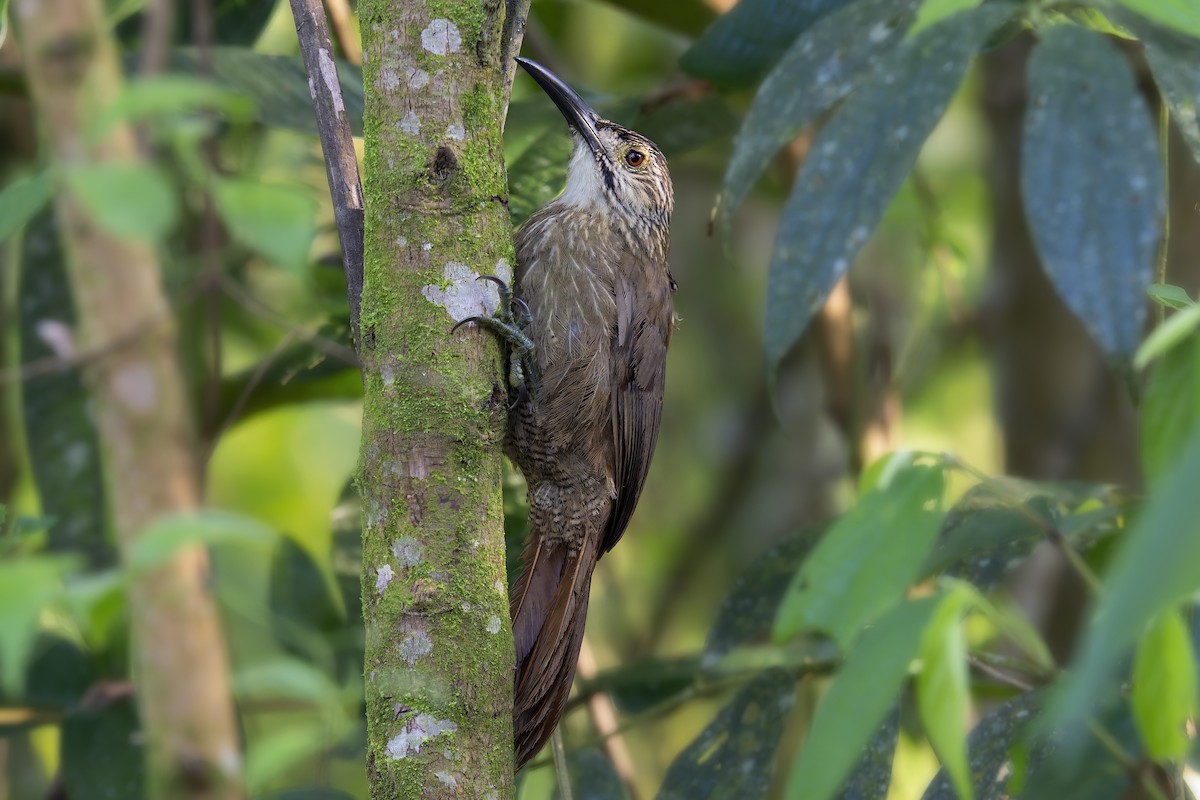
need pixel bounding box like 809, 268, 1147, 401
603, 270, 672, 553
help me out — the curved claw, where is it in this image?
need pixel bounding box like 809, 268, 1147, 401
451, 315, 487, 334
476, 274, 508, 289
512, 297, 531, 319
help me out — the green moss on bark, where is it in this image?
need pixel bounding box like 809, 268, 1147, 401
358, 0, 517, 797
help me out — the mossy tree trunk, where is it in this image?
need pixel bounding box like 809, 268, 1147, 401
357, 1, 517, 796
13, 0, 244, 797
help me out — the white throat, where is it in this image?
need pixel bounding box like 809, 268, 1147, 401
556, 142, 604, 209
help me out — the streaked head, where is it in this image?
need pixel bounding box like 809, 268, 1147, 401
516, 58, 673, 225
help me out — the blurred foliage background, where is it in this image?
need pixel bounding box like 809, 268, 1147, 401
2, 0, 1200, 798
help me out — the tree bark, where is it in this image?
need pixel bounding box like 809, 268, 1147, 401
357, 1, 517, 797
13, 1, 244, 798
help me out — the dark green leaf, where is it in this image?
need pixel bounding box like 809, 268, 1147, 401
657, 669, 795, 800
213, 178, 317, 271
259, 790, 356, 800
1147, 283, 1196, 311
718, 0, 919, 236
169, 48, 365, 136
507, 125, 574, 226
18, 211, 113, 568
630, 94, 740, 159
1046, 428, 1200, 749
773, 464, 944, 650
0, 171, 52, 244
1021, 25, 1163, 359
921, 480, 1122, 590
1132, 609, 1196, 760
703, 525, 824, 663
922, 691, 1043, 800
61, 690, 144, 800
680, 0, 851, 87
1141, 336, 1200, 482
598, 0, 716, 37
552, 748, 627, 800
835, 705, 899, 800
1116, 14, 1200, 164
783, 598, 938, 800
764, 6, 1013, 374
0, 635, 95, 731
916, 591, 972, 800
1021, 700, 1147, 800
576, 656, 699, 714
65, 163, 178, 241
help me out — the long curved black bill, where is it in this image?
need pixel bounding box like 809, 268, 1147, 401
516, 57, 604, 159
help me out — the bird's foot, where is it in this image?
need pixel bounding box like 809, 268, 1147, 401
452, 275, 537, 392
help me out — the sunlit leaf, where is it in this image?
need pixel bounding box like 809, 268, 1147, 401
1147, 283, 1195, 311
916, 590, 973, 800
64, 162, 178, 241
1021, 25, 1163, 359
717, 0, 919, 238
127, 509, 275, 573
783, 598, 938, 800
764, 5, 1013, 375
680, 0, 850, 87
1132, 609, 1196, 760
1046, 428, 1200, 748
1141, 336, 1200, 482
1114, 0, 1200, 38
773, 464, 944, 650
0, 555, 77, 692
910, 0, 978, 36
213, 178, 317, 271
657, 669, 795, 800
0, 170, 52, 244
1134, 304, 1200, 369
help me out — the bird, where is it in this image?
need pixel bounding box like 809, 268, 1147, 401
454, 57, 675, 769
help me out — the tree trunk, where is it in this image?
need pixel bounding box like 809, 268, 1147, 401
357, 1, 517, 797
13, 2, 244, 798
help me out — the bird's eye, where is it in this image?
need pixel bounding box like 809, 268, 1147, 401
624, 150, 645, 168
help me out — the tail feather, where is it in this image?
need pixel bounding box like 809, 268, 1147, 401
510, 531, 600, 769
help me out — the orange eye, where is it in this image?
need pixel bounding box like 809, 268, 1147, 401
625, 150, 645, 168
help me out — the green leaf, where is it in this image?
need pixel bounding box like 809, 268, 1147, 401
1046, 427, 1200, 748
1141, 336, 1200, 482
0, 635, 95, 726
127, 509, 275, 573
212, 178, 317, 271
507, 124, 574, 226
783, 597, 939, 800
1123, 16, 1200, 165
233, 659, 347, 713
921, 479, 1122, 590
910, 0, 978, 36
916, 590, 973, 800
657, 669, 796, 800
717, 0, 919, 238
1021, 25, 1164, 359
18, 211, 114, 568
64, 162, 178, 241
598, 0, 716, 37
921, 691, 1044, 800
680, 0, 851, 87
1134, 303, 1200, 369
1147, 283, 1195, 311
0, 555, 77, 692
0, 171, 52, 244
703, 525, 824, 663
260, 791, 356, 800
89, 75, 254, 139
764, 5, 1013, 375
773, 463, 945, 650
836, 706, 900, 800
1131, 609, 1196, 760
576, 656, 699, 714
1114, 0, 1200, 38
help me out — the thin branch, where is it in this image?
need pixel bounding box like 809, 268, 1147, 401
576, 638, 642, 800
288, 0, 364, 350
322, 0, 361, 64
967, 654, 1035, 692
551, 729, 574, 800
500, 0, 533, 122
